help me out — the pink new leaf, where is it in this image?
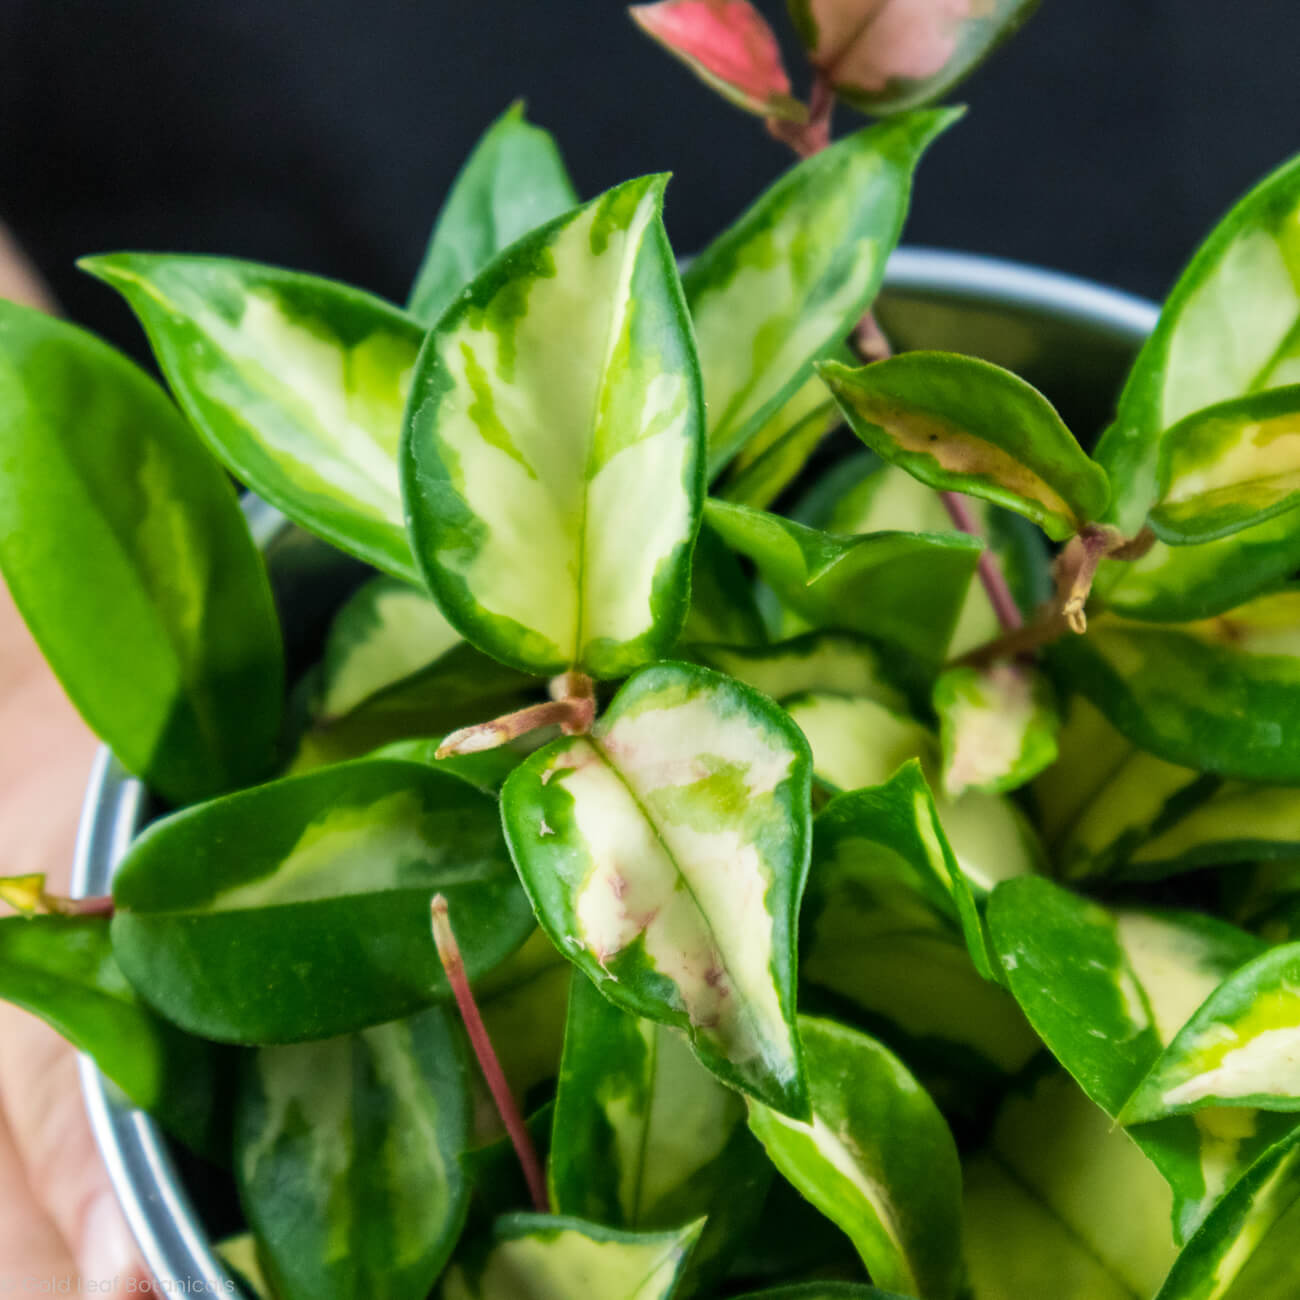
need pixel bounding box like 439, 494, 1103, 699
631, 0, 809, 121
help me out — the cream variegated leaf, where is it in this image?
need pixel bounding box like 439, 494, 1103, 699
81, 254, 426, 582
685, 110, 960, 473
441, 1214, 703, 1300
501, 662, 813, 1117
403, 176, 705, 678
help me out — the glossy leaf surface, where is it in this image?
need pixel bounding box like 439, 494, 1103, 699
819, 352, 1108, 540
684, 110, 960, 472
629, 1, 805, 121
0, 300, 282, 805
237, 1008, 470, 1300
1096, 152, 1300, 535
409, 102, 578, 326
747, 1016, 963, 1300
0, 916, 220, 1157
403, 176, 704, 678
549, 975, 768, 1290
1123, 943, 1300, 1123
1151, 385, 1300, 544
82, 254, 426, 582
112, 760, 533, 1042
441, 1214, 703, 1300
704, 497, 981, 664
788, 0, 1038, 115
1054, 597, 1300, 784
933, 662, 1058, 797
501, 662, 812, 1117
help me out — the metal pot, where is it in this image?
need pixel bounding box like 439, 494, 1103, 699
72, 247, 1159, 1292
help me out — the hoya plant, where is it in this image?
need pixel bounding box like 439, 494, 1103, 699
4, 2, 1300, 1298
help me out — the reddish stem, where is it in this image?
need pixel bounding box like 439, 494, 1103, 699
436, 689, 595, 759
64, 895, 115, 917
940, 492, 1023, 632
430, 895, 549, 1214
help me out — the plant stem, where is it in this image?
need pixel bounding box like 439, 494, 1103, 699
430, 895, 550, 1214
436, 673, 596, 759
940, 492, 1023, 632
766, 71, 834, 157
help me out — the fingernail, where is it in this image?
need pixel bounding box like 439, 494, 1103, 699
79, 1190, 138, 1286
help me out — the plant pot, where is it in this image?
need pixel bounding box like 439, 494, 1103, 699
72, 246, 1159, 1294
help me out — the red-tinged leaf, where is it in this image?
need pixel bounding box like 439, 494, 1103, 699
631, 0, 809, 121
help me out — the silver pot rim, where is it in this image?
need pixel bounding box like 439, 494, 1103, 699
72, 245, 1159, 1292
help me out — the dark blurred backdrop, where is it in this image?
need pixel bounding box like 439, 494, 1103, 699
3, 0, 1298, 356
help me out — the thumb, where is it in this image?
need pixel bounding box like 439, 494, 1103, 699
0, 1002, 149, 1286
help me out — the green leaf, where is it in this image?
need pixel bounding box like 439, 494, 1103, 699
409, 102, 578, 326
1153, 1127, 1300, 1300
501, 661, 812, 1117
684, 110, 961, 473
933, 663, 1059, 797
441, 1214, 704, 1300
747, 1016, 963, 1300
819, 353, 1109, 540
402, 175, 704, 679
214, 1234, 276, 1299
236, 1008, 469, 1300
0, 916, 222, 1160
111, 759, 533, 1042
815, 761, 1000, 981
549, 975, 769, 1292
1094, 511, 1300, 623
1053, 595, 1300, 783
703, 498, 981, 666
0, 299, 283, 805
313, 575, 462, 721
1151, 385, 1300, 544
1123, 943, 1300, 1123
681, 524, 768, 647
963, 1069, 1177, 1300
718, 367, 844, 511
1096, 152, 1300, 536
692, 632, 908, 712
732, 1288, 907, 1300
81, 254, 426, 582
787, 0, 1039, 115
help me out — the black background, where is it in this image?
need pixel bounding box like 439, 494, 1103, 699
2, 0, 1298, 356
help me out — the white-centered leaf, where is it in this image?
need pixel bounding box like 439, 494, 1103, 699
81, 254, 426, 581
747, 1016, 963, 1300
402, 176, 705, 678
501, 661, 813, 1117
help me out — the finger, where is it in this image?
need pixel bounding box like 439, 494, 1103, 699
0, 1002, 149, 1285
0, 1099, 78, 1284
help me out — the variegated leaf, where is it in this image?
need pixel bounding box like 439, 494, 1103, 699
313, 575, 462, 721
1153, 1127, 1300, 1300
933, 662, 1058, 797
236, 1008, 470, 1300
441, 1214, 704, 1300
629, 0, 806, 121
692, 632, 908, 711
685, 110, 960, 472
501, 662, 813, 1117
785, 692, 1039, 894
409, 102, 578, 326
402, 176, 705, 678
1096, 152, 1300, 536
549, 974, 769, 1292
1053, 594, 1300, 784
0, 299, 283, 805
732, 1288, 909, 1299
703, 497, 981, 665
81, 254, 426, 581
718, 367, 844, 510
747, 1016, 963, 1300
819, 352, 1109, 540
963, 1069, 1177, 1300
1123, 943, 1300, 1123
111, 759, 533, 1042
1151, 385, 1300, 544
787, 0, 1039, 115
